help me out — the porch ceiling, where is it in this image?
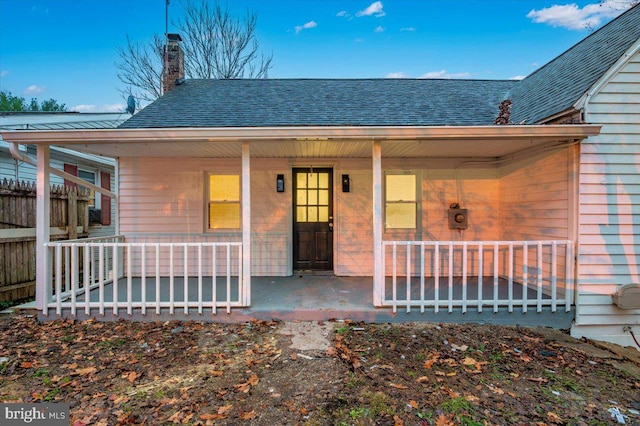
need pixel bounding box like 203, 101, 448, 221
0, 125, 601, 160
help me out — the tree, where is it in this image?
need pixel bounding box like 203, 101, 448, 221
0, 91, 66, 112
115, 0, 273, 103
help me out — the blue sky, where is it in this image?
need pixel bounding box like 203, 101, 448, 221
0, 0, 634, 112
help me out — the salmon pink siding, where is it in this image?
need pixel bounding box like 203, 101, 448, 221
572, 50, 640, 346
118, 153, 579, 280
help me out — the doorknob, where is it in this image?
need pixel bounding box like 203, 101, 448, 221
328, 216, 333, 232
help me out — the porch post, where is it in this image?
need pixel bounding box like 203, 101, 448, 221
36, 145, 51, 311
242, 142, 251, 306
372, 140, 383, 306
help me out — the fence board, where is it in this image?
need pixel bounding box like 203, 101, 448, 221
0, 179, 90, 303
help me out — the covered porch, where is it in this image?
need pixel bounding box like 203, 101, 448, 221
0, 124, 600, 324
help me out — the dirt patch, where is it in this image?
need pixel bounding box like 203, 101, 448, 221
0, 315, 639, 425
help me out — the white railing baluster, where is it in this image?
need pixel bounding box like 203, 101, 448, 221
155, 244, 161, 315
537, 241, 543, 313
406, 242, 411, 313
566, 242, 573, 312
508, 243, 514, 313
392, 243, 397, 313
462, 242, 467, 314
127, 245, 132, 315
112, 243, 119, 316
493, 243, 499, 313
184, 244, 189, 315
226, 244, 231, 313
99, 244, 104, 316
420, 242, 425, 313
522, 242, 528, 313
212, 243, 217, 315
169, 244, 175, 315
477, 242, 483, 313
551, 241, 557, 312
55, 244, 62, 315
84, 244, 90, 315
434, 242, 440, 314
448, 243, 453, 313
71, 244, 77, 316
198, 244, 203, 314
141, 244, 146, 315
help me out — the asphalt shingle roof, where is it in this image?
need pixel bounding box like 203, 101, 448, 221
120, 5, 640, 129
119, 79, 516, 129
509, 4, 640, 124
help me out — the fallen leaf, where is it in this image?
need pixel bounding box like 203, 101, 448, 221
394, 414, 404, 425
240, 410, 256, 420
74, 367, 97, 376
435, 413, 455, 426
408, 400, 419, 409
416, 376, 429, 383
390, 383, 408, 389
20, 361, 33, 368
123, 371, 140, 383
547, 411, 563, 424
218, 405, 233, 415
208, 370, 224, 377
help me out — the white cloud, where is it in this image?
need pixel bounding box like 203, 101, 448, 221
510, 75, 527, 80
0, 70, 8, 77
336, 10, 351, 18
400, 27, 416, 32
374, 25, 385, 33
527, 0, 629, 30
70, 104, 96, 112
71, 103, 125, 113
386, 72, 408, 78
294, 20, 317, 34
419, 70, 472, 79
24, 85, 45, 95
356, 1, 386, 17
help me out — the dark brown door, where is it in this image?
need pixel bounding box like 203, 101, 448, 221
293, 168, 333, 271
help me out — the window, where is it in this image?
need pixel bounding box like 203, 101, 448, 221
208, 174, 240, 229
385, 174, 417, 229
78, 170, 97, 208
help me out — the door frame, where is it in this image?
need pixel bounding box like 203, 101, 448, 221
292, 167, 334, 272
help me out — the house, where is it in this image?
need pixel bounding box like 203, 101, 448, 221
0, 5, 638, 348
0, 111, 127, 234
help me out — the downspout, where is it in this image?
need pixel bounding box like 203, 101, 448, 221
8, 141, 117, 200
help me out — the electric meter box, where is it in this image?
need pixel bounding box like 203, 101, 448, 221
448, 208, 468, 230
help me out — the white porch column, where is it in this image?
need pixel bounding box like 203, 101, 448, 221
242, 142, 251, 306
372, 140, 383, 306
36, 145, 51, 311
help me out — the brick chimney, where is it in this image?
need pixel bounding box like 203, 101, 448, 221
163, 33, 184, 94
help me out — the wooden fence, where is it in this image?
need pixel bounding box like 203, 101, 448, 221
0, 179, 90, 303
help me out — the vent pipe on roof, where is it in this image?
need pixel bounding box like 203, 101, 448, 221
163, 33, 184, 94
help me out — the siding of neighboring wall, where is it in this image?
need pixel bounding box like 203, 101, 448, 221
0, 148, 116, 237
572, 51, 640, 345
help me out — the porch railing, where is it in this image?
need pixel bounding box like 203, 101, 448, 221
381, 240, 574, 314
44, 236, 245, 317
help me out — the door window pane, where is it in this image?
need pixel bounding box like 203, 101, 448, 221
319, 172, 329, 189
297, 173, 307, 188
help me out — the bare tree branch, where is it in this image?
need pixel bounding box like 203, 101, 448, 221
115, 0, 272, 104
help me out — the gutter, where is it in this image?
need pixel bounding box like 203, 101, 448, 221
7, 141, 117, 199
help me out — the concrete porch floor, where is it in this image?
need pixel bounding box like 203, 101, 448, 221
26, 274, 574, 328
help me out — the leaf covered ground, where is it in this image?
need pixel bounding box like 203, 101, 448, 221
0, 314, 639, 425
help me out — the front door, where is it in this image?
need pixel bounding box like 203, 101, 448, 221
293, 168, 333, 271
